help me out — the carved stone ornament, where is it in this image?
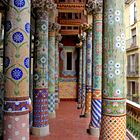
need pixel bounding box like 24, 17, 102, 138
54, 23, 61, 32
32, 0, 57, 11
58, 43, 63, 48
80, 23, 92, 32
56, 34, 62, 42
49, 22, 60, 32
86, 0, 103, 14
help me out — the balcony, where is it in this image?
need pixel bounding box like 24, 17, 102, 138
60, 26, 79, 35
127, 100, 140, 140
126, 38, 139, 52
58, 19, 82, 25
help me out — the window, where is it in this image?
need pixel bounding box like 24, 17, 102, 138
127, 53, 139, 75
134, 3, 137, 22
59, 0, 65, 2
68, 13, 72, 19
67, 26, 72, 30
131, 28, 136, 46
73, 26, 78, 30
66, 52, 72, 70
130, 2, 137, 25
127, 81, 139, 103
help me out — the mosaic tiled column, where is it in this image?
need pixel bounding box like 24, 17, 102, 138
32, 9, 49, 136
3, 0, 30, 139
99, 0, 126, 139
77, 46, 83, 109
48, 21, 57, 118
81, 33, 86, 108
55, 33, 61, 109
31, 0, 56, 136
84, 28, 92, 117
86, 0, 103, 136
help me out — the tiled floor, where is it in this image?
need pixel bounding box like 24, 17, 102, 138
30, 101, 98, 140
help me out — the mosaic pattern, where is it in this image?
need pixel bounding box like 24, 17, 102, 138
59, 82, 77, 99
100, 0, 126, 139
3, 114, 29, 140
78, 48, 83, 106
85, 30, 92, 115
82, 35, 86, 105
33, 10, 49, 128
90, 99, 101, 128
48, 94, 55, 113
3, 0, 30, 139
100, 116, 126, 140
90, 1, 103, 130
48, 22, 56, 114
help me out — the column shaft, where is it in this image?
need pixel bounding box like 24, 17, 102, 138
32, 10, 49, 136
85, 29, 92, 117
3, 0, 30, 139
90, 11, 103, 136
78, 47, 83, 108
48, 25, 56, 118
100, 0, 126, 139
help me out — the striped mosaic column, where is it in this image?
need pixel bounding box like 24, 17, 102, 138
100, 0, 126, 139
48, 21, 57, 118
32, 9, 49, 136
3, 0, 30, 139
84, 27, 92, 117
86, 0, 103, 136
55, 33, 61, 109
77, 46, 83, 109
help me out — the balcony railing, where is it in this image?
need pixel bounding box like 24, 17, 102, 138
127, 100, 140, 140
126, 38, 139, 52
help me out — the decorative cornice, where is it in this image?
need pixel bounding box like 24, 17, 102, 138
57, 3, 84, 11
59, 19, 82, 25
86, 0, 103, 14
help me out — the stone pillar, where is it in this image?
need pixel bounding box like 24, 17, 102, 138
0, 12, 2, 31
48, 21, 57, 118
31, 0, 56, 136
55, 33, 62, 109
77, 43, 83, 109
3, 0, 30, 139
86, 0, 103, 136
100, 0, 126, 139
84, 25, 92, 117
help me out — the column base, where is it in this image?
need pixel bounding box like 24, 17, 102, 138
84, 112, 90, 118
89, 126, 100, 137
55, 103, 59, 110
49, 112, 56, 119
32, 125, 49, 136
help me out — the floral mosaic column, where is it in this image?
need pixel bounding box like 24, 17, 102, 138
31, 0, 56, 136
84, 26, 92, 117
100, 0, 126, 139
55, 33, 61, 109
32, 9, 49, 136
86, 0, 103, 136
48, 21, 57, 118
3, 0, 30, 139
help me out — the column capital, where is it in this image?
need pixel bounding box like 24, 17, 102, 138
56, 33, 62, 42
49, 22, 60, 32
58, 43, 63, 48
54, 23, 61, 32
32, 0, 57, 12
86, 0, 103, 14
80, 23, 92, 32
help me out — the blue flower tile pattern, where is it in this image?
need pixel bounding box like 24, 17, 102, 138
14, 0, 25, 8
5, 57, 10, 68
24, 57, 29, 68
5, 20, 12, 32
25, 23, 30, 33
12, 31, 24, 43
11, 68, 23, 80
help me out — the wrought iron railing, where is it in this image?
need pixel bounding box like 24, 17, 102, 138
127, 100, 140, 140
